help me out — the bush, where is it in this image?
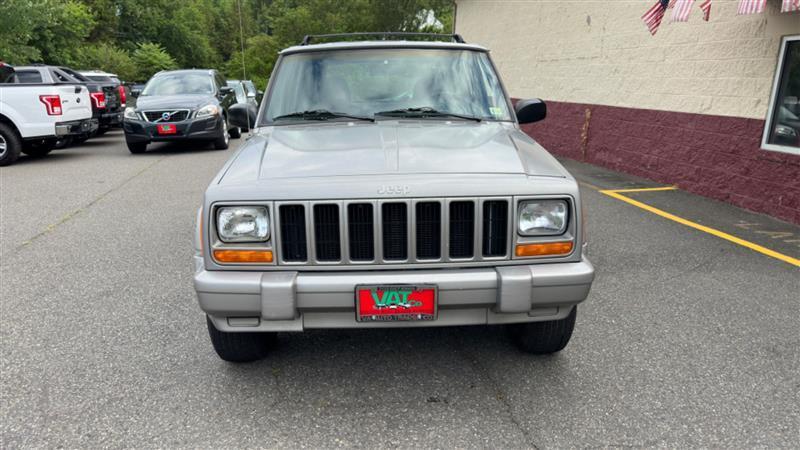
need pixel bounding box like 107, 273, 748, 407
132, 42, 177, 82
76, 43, 136, 81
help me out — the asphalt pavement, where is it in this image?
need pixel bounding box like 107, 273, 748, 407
1, 130, 798, 447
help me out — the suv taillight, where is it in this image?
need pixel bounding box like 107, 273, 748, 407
39, 95, 62, 115
90, 92, 106, 109
117, 85, 126, 107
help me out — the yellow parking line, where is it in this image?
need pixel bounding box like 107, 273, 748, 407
606, 186, 678, 193
599, 188, 800, 268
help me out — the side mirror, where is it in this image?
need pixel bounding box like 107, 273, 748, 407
257, 90, 264, 96
219, 86, 233, 95
131, 88, 141, 98
229, 103, 257, 129
515, 98, 546, 124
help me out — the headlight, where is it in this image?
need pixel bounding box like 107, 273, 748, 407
124, 107, 138, 120
518, 200, 568, 235
217, 206, 269, 242
196, 104, 220, 118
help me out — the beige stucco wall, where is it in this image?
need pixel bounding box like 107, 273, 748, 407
455, 0, 800, 119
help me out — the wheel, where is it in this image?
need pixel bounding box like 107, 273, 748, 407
508, 306, 577, 354
22, 140, 56, 157
229, 126, 242, 139
95, 128, 108, 136
206, 316, 276, 362
0, 122, 22, 166
213, 118, 230, 150
127, 141, 147, 154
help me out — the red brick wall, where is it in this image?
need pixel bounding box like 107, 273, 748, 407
519, 100, 800, 225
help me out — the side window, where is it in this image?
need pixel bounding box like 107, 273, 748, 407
763, 35, 800, 155
51, 69, 72, 83
15, 71, 43, 83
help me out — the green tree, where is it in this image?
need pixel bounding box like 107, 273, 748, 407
0, 0, 43, 64
35, 0, 96, 66
76, 43, 137, 80
132, 42, 177, 81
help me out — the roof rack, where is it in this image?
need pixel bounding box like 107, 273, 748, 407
300, 32, 466, 46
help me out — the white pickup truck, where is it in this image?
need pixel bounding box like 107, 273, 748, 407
0, 62, 97, 166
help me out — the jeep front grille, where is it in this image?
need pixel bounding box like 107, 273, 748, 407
275, 198, 511, 266
279, 205, 307, 262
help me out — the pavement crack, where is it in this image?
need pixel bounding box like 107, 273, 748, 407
11, 155, 169, 254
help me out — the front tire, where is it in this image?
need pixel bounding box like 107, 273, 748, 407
508, 306, 577, 354
127, 141, 147, 154
206, 316, 276, 363
229, 126, 242, 139
213, 118, 230, 150
0, 122, 22, 166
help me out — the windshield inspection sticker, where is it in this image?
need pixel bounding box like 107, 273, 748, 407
489, 106, 503, 117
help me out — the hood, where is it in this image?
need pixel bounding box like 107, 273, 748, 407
134, 94, 215, 111
219, 121, 568, 185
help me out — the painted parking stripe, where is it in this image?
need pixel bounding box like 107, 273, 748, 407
598, 187, 800, 268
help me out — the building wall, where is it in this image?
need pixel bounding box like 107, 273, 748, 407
456, 0, 800, 224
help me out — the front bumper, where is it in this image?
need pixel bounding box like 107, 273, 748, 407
194, 257, 595, 332
123, 116, 221, 143
55, 119, 99, 137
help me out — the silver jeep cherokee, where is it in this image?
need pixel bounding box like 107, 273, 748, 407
194, 33, 595, 362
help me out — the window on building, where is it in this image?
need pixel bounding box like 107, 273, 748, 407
763, 35, 800, 155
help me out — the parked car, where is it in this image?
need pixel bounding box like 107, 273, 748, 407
194, 34, 595, 362
11, 65, 123, 141
242, 79, 262, 103
226, 79, 258, 110
123, 69, 239, 153
80, 69, 128, 114
0, 62, 96, 166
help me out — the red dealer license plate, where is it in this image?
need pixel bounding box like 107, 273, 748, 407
156, 123, 177, 135
356, 285, 437, 322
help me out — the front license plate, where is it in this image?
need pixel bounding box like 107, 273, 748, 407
156, 123, 177, 135
356, 285, 437, 322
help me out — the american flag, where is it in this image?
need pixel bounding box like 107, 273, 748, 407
781, 0, 800, 12
737, 0, 766, 14
699, 0, 712, 20
642, 0, 671, 35
671, 0, 696, 22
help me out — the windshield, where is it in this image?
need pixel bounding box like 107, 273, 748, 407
264, 48, 512, 123
227, 81, 247, 103
142, 73, 213, 96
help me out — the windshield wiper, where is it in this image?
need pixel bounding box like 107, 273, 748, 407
272, 109, 374, 122
375, 107, 482, 122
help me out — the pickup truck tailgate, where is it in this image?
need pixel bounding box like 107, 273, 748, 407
56, 84, 92, 122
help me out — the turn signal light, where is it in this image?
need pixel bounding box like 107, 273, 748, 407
213, 249, 273, 263
515, 241, 574, 257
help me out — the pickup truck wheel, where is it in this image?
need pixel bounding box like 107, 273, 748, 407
206, 316, 276, 362
229, 126, 242, 139
0, 123, 22, 166
127, 142, 147, 154
508, 306, 577, 354
213, 118, 230, 150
